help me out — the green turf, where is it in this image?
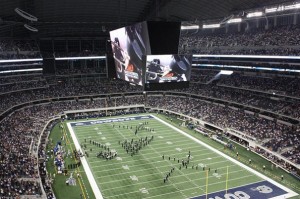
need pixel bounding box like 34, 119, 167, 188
157, 114, 300, 195
46, 113, 300, 199
156, 113, 300, 199
46, 123, 96, 199
70, 115, 264, 199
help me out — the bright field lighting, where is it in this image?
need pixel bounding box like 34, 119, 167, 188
203, 24, 221, 29
247, 12, 263, 18
181, 25, 199, 30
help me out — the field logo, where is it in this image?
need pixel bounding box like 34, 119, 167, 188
198, 163, 206, 168
71, 115, 154, 127
194, 181, 285, 199
252, 185, 273, 194
212, 173, 222, 179
139, 188, 149, 194
67, 172, 77, 186
130, 175, 138, 181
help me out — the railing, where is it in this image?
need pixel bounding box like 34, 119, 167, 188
37, 117, 61, 199
1, 91, 299, 173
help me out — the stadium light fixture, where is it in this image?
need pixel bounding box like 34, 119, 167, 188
192, 64, 300, 73
220, 70, 233, 75
180, 25, 199, 30
265, 7, 279, 13
284, 3, 300, 10
227, 18, 242, 23
246, 12, 263, 18
286, 69, 300, 73
224, 65, 253, 69
193, 54, 300, 60
255, 67, 274, 71
264, 3, 300, 13
0, 58, 43, 63
203, 24, 221, 29
55, 56, 106, 60
0, 68, 43, 74
24, 24, 38, 32
14, 8, 38, 21
192, 63, 253, 69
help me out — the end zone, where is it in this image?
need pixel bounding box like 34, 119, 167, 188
192, 180, 289, 199
66, 115, 298, 199
150, 114, 298, 199
67, 122, 104, 199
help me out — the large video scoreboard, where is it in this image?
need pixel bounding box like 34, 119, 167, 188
109, 21, 191, 90
109, 22, 151, 86
145, 54, 192, 83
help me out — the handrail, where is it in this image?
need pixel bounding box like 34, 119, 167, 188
1, 91, 299, 124
145, 107, 300, 170
37, 117, 61, 199
1, 99, 298, 199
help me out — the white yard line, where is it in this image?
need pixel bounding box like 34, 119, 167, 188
67, 123, 104, 199
90, 153, 227, 169
75, 130, 206, 148
89, 144, 211, 160
113, 124, 188, 198
68, 115, 298, 199
98, 160, 238, 183
101, 167, 245, 191
188, 180, 266, 199
118, 121, 207, 194
76, 132, 204, 147
105, 173, 257, 199
151, 114, 299, 199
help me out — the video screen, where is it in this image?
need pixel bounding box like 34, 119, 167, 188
145, 55, 192, 83
147, 21, 181, 54
109, 22, 151, 86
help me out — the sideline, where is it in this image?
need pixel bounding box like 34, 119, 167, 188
151, 114, 298, 199
67, 123, 104, 199
67, 114, 298, 199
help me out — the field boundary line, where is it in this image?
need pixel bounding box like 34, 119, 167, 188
67, 122, 104, 199
151, 114, 298, 199
89, 153, 227, 170
101, 167, 245, 190
105, 173, 256, 198
113, 123, 188, 198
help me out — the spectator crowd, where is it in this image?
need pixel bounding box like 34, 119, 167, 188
2, 18, 300, 198
179, 25, 300, 56
0, 68, 300, 197
0, 40, 41, 60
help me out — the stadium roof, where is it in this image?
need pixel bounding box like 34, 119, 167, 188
0, 0, 294, 37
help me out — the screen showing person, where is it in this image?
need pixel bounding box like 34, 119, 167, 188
145, 54, 192, 83
109, 22, 151, 86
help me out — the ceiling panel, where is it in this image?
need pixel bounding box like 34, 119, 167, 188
0, 0, 294, 37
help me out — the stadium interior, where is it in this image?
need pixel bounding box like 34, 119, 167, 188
0, 0, 300, 198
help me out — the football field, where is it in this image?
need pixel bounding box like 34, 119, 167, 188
67, 114, 297, 199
